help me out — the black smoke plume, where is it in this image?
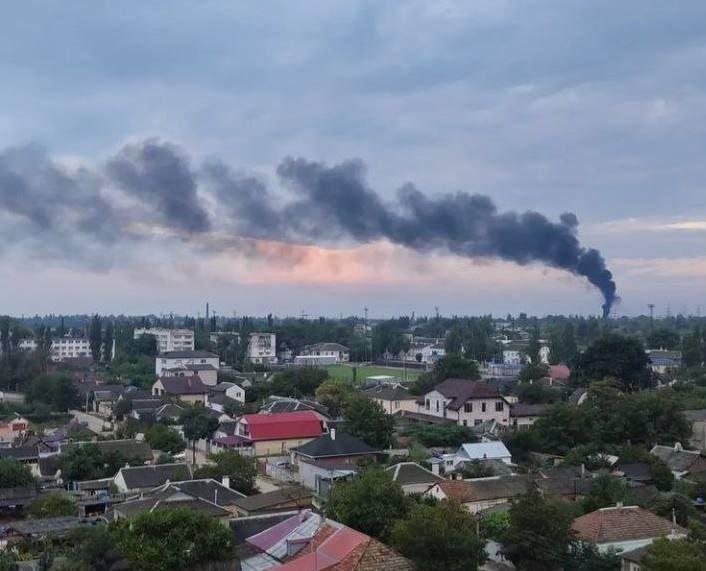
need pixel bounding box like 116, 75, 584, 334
0, 140, 617, 314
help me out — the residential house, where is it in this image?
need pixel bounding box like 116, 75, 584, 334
0, 446, 41, 477
155, 402, 184, 424
612, 462, 654, 487
501, 341, 550, 365
210, 381, 245, 403
572, 505, 686, 553
259, 396, 331, 422
239, 513, 414, 571
113, 462, 192, 493
548, 364, 571, 384
162, 364, 219, 385
214, 411, 324, 456
155, 350, 219, 378
247, 332, 277, 365
130, 397, 165, 421
152, 375, 209, 405
295, 342, 350, 365
134, 328, 194, 353
510, 403, 548, 430
650, 443, 706, 479
419, 378, 511, 427
400, 341, 446, 364
439, 441, 513, 473
646, 350, 682, 374
0, 415, 29, 443
291, 430, 378, 493
364, 385, 417, 415
385, 462, 443, 494
232, 486, 313, 516
0, 486, 39, 511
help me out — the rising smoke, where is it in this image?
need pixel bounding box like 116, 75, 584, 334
0, 139, 617, 315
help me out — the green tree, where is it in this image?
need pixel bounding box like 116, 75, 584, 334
682, 328, 704, 368
58, 444, 106, 482
0, 552, 17, 571
269, 367, 329, 398
315, 378, 354, 417
111, 507, 235, 571
564, 542, 620, 571
327, 468, 407, 539
526, 324, 541, 365
641, 538, 706, 571
646, 328, 681, 350
26, 493, 75, 518
180, 406, 219, 464
26, 373, 79, 412
574, 333, 651, 392
194, 450, 257, 494
0, 459, 34, 488
406, 424, 477, 448
390, 501, 485, 571
88, 314, 102, 362
503, 488, 575, 571
549, 322, 577, 364
144, 424, 185, 454
580, 474, 628, 513
102, 320, 114, 363
342, 394, 393, 449
432, 355, 480, 382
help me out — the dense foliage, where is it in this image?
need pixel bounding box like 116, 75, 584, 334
144, 424, 185, 454
0, 459, 34, 488
194, 450, 257, 494
342, 394, 394, 449
26, 493, 76, 518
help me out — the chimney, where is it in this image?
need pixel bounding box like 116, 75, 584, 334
222, 475, 230, 489
616, 501, 623, 508
675, 442, 683, 452
330, 429, 336, 441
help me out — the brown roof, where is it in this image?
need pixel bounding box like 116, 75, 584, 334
434, 478, 530, 503
157, 375, 208, 395
510, 404, 548, 418
430, 379, 504, 410
572, 506, 686, 544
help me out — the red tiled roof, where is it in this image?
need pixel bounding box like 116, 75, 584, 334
572, 506, 686, 544
241, 411, 323, 441
549, 364, 571, 380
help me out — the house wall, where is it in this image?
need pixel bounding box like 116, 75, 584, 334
253, 437, 317, 457
225, 385, 245, 403
156, 355, 219, 376
418, 391, 510, 427
400, 482, 437, 495
134, 328, 194, 353
372, 397, 417, 415
511, 416, 541, 430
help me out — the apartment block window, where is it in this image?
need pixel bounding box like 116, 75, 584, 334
464, 402, 472, 413
481, 402, 487, 412
495, 402, 504, 412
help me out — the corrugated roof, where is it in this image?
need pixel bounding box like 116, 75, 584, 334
242, 411, 323, 441
293, 432, 377, 459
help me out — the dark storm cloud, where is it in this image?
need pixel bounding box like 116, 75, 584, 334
106, 139, 210, 234
0, 140, 617, 313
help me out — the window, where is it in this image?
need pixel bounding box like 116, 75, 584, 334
495, 401, 504, 412
462, 420, 467, 426
395, 401, 400, 409
464, 402, 472, 413
425, 399, 430, 410
481, 402, 487, 412
474, 419, 482, 426
435, 401, 439, 412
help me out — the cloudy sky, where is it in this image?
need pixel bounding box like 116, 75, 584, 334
2, 1, 706, 318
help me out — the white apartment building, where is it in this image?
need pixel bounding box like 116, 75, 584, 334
297, 342, 350, 363
247, 332, 277, 365
133, 328, 194, 353
50, 337, 92, 361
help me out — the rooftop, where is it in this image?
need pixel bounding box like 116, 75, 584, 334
293, 431, 377, 459
160, 350, 219, 359
117, 462, 192, 490
430, 378, 504, 410
385, 462, 442, 486
157, 375, 209, 395
572, 505, 686, 544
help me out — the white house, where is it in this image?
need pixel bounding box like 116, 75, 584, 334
298, 342, 350, 363
134, 328, 194, 353
401, 342, 445, 364
155, 350, 220, 380
438, 441, 513, 473
500, 341, 550, 365
247, 333, 277, 365
419, 378, 511, 427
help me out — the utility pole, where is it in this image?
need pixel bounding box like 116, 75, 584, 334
364, 307, 369, 363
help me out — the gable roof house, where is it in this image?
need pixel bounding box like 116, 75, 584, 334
572, 505, 687, 553
419, 378, 511, 428
213, 411, 324, 457
510, 403, 548, 430
646, 350, 682, 374
683, 409, 706, 451
152, 375, 209, 405
650, 443, 706, 479
233, 486, 314, 517
439, 441, 513, 473
113, 462, 192, 493
385, 462, 443, 495
364, 385, 417, 415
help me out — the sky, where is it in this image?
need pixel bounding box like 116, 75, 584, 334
2, 1, 706, 318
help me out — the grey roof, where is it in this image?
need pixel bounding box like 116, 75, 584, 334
155, 479, 246, 505
117, 463, 192, 490
160, 350, 218, 359
6, 517, 86, 536
115, 496, 230, 519
302, 342, 350, 352
231, 511, 301, 543
386, 462, 442, 486
158, 375, 209, 395
568, 388, 587, 405
233, 486, 312, 513
510, 403, 548, 417
365, 385, 416, 401
260, 397, 329, 417
0, 446, 39, 461
0, 486, 39, 507
615, 462, 653, 482
293, 432, 377, 459
684, 410, 706, 422
651, 445, 706, 474
155, 403, 184, 420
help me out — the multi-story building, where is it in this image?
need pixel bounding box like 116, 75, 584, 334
247, 333, 277, 365
155, 350, 220, 379
297, 342, 350, 363
133, 328, 194, 353
419, 378, 511, 427
16, 336, 110, 362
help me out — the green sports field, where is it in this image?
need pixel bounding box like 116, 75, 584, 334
324, 363, 422, 384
